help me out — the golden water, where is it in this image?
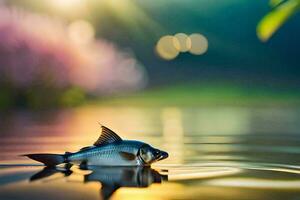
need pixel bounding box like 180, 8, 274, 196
1, 105, 300, 199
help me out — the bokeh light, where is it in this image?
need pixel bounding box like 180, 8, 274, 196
155, 35, 180, 60
156, 33, 208, 60
189, 33, 208, 55
68, 20, 95, 45
49, 0, 85, 13
174, 33, 192, 52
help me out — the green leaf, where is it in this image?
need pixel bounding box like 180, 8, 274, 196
257, 0, 300, 42
269, 0, 285, 7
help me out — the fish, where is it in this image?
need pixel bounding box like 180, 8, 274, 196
29, 165, 167, 200
24, 125, 169, 167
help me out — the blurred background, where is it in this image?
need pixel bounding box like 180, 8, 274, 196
1, 1, 300, 199
0, 0, 299, 108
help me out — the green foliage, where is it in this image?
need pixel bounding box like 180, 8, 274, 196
269, 0, 285, 7
0, 88, 13, 109
60, 87, 86, 107
0, 85, 86, 110
95, 83, 300, 107
257, 0, 300, 41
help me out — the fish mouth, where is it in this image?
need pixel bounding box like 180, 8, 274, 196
156, 150, 168, 161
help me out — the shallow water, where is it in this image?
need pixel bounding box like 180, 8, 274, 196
1, 105, 300, 199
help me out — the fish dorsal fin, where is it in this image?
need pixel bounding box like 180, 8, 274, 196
80, 146, 93, 151
94, 125, 122, 146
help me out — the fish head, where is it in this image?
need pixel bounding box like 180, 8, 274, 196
138, 144, 168, 165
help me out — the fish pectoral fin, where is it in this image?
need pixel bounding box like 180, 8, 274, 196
119, 151, 136, 161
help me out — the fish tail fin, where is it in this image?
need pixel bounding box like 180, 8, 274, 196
23, 153, 66, 166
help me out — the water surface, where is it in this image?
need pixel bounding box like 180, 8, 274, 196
1, 105, 300, 199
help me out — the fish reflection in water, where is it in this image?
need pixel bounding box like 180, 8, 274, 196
29, 165, 167, 200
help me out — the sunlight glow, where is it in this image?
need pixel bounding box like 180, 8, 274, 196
161, 108, 184, 163
168, 167, 241, 181
68, 20, 95, 45
49, 0, 85, 12
207, 178, 300, 189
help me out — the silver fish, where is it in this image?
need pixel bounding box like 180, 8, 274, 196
24, 125, 169, 166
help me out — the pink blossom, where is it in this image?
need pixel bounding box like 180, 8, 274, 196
0, 6, 147, 95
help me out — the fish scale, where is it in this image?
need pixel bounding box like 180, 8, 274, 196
66, 141, 142, 166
